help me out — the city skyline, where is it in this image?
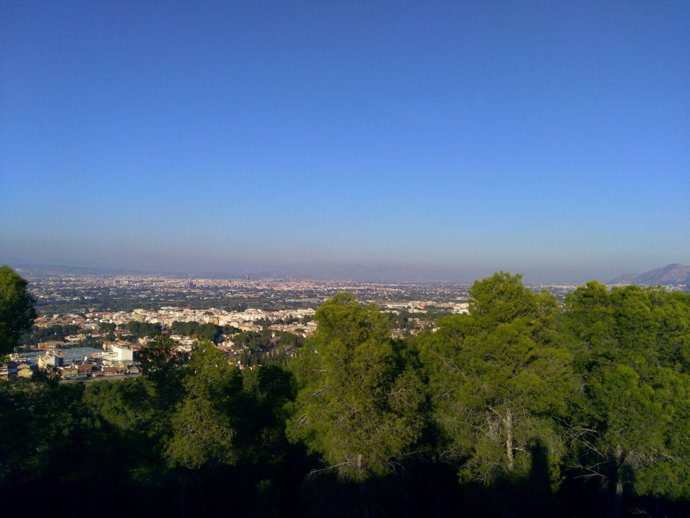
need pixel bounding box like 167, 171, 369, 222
2, 1, 689, 283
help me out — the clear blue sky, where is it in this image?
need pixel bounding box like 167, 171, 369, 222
1, 1, 688, 282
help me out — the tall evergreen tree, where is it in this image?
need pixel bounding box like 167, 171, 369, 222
419, 273, 576, 483
287, 293, 425, 481
563, 283, 690, 511
0, 266, 36, 356
166, 341, 242, 469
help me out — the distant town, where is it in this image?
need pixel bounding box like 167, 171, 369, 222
1, 273, 584, 382
5, 265, 688, 384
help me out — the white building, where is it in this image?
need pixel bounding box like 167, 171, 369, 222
112, 345, 134, 362
38, 352, 64, 370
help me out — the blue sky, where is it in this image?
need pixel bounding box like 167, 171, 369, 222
1, 1, 688, 282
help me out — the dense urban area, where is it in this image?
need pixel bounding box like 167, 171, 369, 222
1, 273, 585, 382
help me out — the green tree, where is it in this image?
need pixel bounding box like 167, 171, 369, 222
138, 336, 189, 410
419, 272, 576, 484
197, 322, 222, 342
82, 378, 168, 484
166, 341, 242, 469
0, 266, 36, 356
98, 322, 117, 334
563, 283, 690, 511
126, 320, 162, 338
240, 365, 295, 459
0, 379, 111, 489
286, 293, 425, 481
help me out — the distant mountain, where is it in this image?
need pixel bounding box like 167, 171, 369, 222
611, 264, 690, 286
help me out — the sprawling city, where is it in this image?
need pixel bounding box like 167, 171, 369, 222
9, 267, 689, 382
3, 270, 601, 382
4, 273, 475, 382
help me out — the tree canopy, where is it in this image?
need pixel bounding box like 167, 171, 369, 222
419, 272, 576, 483
563, 282, 690, 505
0, 266, 36, 356
287, 293, 425, 480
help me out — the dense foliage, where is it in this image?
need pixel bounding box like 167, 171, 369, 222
171, 320, 224, 342
20, 323, 82, 345
419, 273, 575, 484
287, 293, 425, 481
126, 320, 163, 338
0, 266, 36, 355
1, 270, 689, 517
235, 328, 304, 366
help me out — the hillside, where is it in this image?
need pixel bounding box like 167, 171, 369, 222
611, 263, 690, 286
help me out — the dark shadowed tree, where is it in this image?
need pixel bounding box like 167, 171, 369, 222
0, 266, 36, 356
166, 340, 242, 469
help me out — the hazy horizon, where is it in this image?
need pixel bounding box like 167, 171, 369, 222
2, 2, 688, 283
4, 256, 687, 286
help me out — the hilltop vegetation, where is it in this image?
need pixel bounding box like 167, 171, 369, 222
1, 267, 689, 517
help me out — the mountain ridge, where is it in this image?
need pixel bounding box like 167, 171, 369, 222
611, 264, 690, 286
